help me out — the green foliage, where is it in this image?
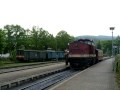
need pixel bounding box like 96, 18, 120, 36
100, 40, 112, 56
56, 30, 75, 50
10, 49, 17, 61
30, 27, 56, 50
96, 36, 120, 56
30, 26, 40, 49
0, 59, 14, 66
114, 54, 120, 73
96, 40, 102, 49
114, 36, 120, 54
0, 25, 75, 61
0, 29, 6, 53
4, 25, 26, 52
114, 54, 120, 89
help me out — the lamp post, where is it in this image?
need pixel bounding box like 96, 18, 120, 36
110, 27, 115, 56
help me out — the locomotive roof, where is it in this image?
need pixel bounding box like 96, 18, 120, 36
70, 39, 94, 44
77, 39, 93, 42
68, 38, 95, 47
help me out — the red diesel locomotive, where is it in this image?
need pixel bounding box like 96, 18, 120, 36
65, 39, 103, 68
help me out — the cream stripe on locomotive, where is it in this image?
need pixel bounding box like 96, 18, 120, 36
68, 54, 96, 58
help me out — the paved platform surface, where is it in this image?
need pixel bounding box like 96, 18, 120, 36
51, 58, 116, 90
0, 62, 66, 86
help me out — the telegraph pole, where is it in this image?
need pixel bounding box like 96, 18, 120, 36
110, 27, 115, 56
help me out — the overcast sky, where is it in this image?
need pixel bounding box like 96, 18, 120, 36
0, 0, 120, 37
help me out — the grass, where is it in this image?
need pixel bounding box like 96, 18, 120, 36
114, 54, 120, 90
116, 73, 120, 90
0, 59, 31, 68
0, 59, 14, 65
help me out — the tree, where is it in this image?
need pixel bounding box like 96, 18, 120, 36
114, 36, 120, 54
4, 25, 26, 51
56, 30, 75, 50
3, 25, 26, 61
0, 29, 6, 53
30, 27, 55, 50
47, 34, 56, 50
100, 40, 112, 56
30, 26, 40, 49
2, 25, 75, 52
38, 28, 50, 50
22, 29, 30, 49
96, 40, 102, 49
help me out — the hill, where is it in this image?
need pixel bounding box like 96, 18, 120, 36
76, 35, 116, 41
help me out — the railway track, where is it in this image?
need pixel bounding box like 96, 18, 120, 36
0, 62, 64, 74
11, 69, 80, 90
0, 63, 68, 90
0, 57, 109, 74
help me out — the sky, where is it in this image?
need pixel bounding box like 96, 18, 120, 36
0, 0, 120, 37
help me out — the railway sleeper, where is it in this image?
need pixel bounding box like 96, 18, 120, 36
0, 67, 67, 90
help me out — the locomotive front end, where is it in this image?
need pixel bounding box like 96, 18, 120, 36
67, 39, 96, 68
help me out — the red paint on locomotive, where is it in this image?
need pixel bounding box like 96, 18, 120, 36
68, 39, 96, 58
67, 39, 97, 68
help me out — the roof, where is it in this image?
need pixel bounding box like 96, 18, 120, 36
69, 39, 94, 44
77, 39, 93, 42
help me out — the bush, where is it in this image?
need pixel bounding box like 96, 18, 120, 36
114, 54, 120, 73
10, 50, 17, 61
114, 54, 120, 90
0, 59, 13, 66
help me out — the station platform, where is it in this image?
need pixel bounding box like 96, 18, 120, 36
0, 62, 67, 90
51, 58, 116, 90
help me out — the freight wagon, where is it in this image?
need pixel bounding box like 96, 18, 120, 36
16, 49, 65, 62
